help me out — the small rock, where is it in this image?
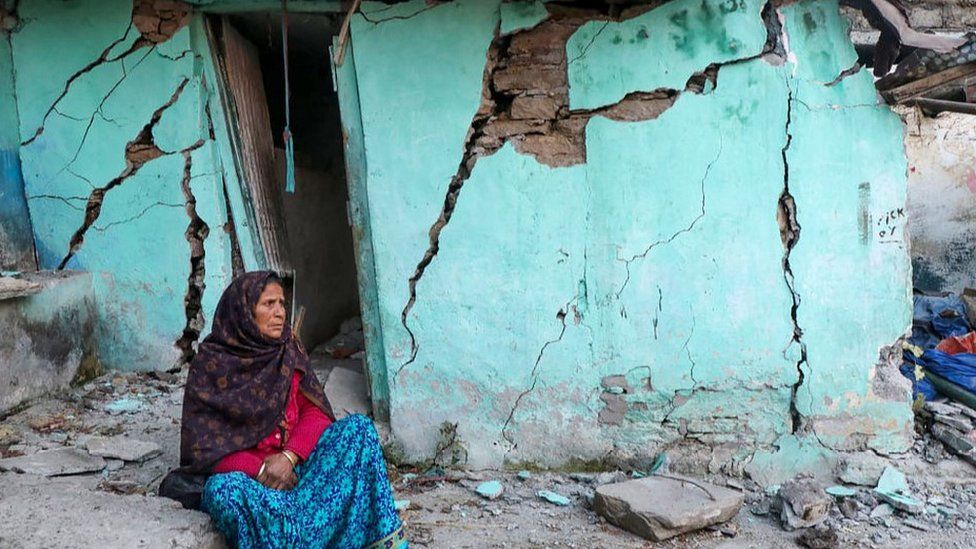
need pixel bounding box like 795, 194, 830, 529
48, 432, 68, 444
875, 466, 909, 494
904, 518, 933, 531
537, 490, 571, 507
517, 470, 532, 481
97, 479, 146, 495
870, 503, 895, 519
838, 498, 859, 520
838, 453, 887, 486
776, 477, 832, 530
569, 472, 595, 483
0, 426, 21, 446
104, 399, 145, 415
797, 524, 838, 549
475, 480, 504, 500
394, 499, 410, 512
85, 436, 161, 462
593, 471, 625, 486
750, 500, 771, 516
825, 485, 856, 498
106, 459, 124, 471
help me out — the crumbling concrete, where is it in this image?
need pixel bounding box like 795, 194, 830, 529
0, 271, 95, 414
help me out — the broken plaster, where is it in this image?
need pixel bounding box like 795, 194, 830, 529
398, 1, 782, 377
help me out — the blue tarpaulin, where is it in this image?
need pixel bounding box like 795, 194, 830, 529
904, 294, 976, 402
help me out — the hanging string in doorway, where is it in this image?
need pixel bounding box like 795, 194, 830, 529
281, 0, 297, 193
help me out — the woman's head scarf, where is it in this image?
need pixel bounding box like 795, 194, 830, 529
180, 271, 334, 473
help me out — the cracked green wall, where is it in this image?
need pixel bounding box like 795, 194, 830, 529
10, 0, 236, 370
351, 0, 913, 473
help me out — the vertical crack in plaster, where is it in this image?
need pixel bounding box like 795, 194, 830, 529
778, 86, 808, 435
396, 26, 507, 376
57, 77, 190, 270
175, 142, 210, 369
614, 143, 721, 299
501, 297, 576, 456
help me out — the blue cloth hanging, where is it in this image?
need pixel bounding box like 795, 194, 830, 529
281, 0, 296, 194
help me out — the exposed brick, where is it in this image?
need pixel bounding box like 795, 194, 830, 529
510, 95, 562, 119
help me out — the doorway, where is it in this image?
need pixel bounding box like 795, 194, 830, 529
211, 12, 370, 418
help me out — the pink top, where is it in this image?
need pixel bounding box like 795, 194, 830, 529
212, 371, 332, 477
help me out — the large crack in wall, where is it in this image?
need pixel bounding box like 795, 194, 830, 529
398, 2, 781, 376
777, 87, 808, 435
57, 77, 190, 270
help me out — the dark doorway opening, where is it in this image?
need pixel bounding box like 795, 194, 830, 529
214, 13, 370, 417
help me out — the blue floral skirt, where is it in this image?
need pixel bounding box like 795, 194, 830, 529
201, 414, 405, 549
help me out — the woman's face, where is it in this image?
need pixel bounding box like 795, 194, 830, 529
253, 282, 286, 339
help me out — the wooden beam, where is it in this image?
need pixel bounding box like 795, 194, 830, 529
883, 62, 976, 103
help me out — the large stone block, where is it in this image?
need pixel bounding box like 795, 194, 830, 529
593, 476, 743, 541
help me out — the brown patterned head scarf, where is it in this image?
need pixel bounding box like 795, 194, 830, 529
179, 270, 334, 473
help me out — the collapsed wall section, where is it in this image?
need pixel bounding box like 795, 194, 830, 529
352, 0, 914, 476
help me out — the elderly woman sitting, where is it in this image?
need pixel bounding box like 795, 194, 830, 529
178, 271, 405, 548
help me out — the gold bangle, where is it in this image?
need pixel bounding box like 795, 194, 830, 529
281, 451, 298, 467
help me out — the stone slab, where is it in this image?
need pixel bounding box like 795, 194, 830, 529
0, 447, 105, 477
593, 476, 743, 541
86, 436, 162, 462
0, 277, 41, 300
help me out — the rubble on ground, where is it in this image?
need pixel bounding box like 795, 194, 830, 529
0, 363, 975, 547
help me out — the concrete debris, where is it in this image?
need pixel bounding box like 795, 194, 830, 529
904, 518, 934, 532
517, 470, 532, 481
475, 480, 504, 500
98, 479, 147, 495
593, 471, 627, 486
537, 490, 571, 507
872, 465, 922, 514
925, 400, 976, 466
797, 524, 839, 549
870, 503, 895, 519
593, 476, 742, 542
86, 436, 162, 462
825, 485, 856, 498
0, 447, 105, 477
105, 398, 146, 415
837, 453, 888, 486
775, 477, 831, 531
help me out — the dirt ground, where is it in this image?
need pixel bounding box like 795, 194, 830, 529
1, 367, 975, 549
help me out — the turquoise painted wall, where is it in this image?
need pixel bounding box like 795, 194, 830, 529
8, 0, 914, 477
10, 0, 236, 370
349, 0, 913, 474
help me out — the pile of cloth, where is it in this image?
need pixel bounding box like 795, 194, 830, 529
902, 293, 976, 403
